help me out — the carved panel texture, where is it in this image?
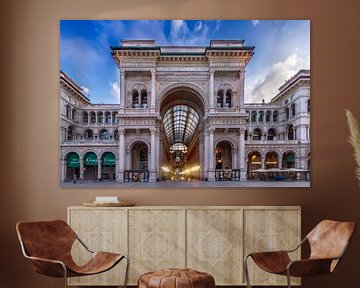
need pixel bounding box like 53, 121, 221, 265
128, 209, 186, 284
68, 208, 127, 285
244, 209, 301, 285
187, 209, 242, 285
68, 206, 300, 286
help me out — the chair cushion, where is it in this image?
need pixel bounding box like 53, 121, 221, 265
138, 268, 215, 288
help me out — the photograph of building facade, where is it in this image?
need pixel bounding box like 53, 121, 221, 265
60, 39, 310, 186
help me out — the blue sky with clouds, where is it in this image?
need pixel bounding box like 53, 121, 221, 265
60, 20, 310, 104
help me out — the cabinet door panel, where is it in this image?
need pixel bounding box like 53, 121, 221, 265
243, 209, 301, 286
128, 209, 186, 284
68, 208, 127, 286
187, 209, 243, 285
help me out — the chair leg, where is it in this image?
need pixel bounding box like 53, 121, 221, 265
286, 270, 292, 288
62, 264, 68, 288
244, 255, 252, 288
123, 255, 130, 288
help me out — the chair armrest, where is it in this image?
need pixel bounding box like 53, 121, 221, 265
287, 258, 335, 277
76, 236, 94, 253
25, 255, 67, 277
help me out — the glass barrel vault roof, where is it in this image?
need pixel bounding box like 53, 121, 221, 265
162, 105, 199, 147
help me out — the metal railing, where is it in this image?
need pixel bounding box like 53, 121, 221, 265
215, 169, 240, 181
124, 170, 149, 182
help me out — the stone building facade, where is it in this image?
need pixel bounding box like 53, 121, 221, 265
60, 40, 310, 183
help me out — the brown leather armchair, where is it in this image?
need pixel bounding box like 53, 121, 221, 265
244, 220, 356, 288
16, 220, 129, 288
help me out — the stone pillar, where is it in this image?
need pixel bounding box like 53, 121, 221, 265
232, 149, 238, 169
278, 156, 283, 169
209, 70, 215, 110
203, 131, 209, 180
151, 70, 156, 110
155, 130, 160, 181
239, 69, 245, 112
80, 160, 84, 180
118, 128, 125, 182
150, 128, 157, 181
208, 128, 215, 181
120, 70, 125, 111
97, 159, 102, 181
61, 159, 66, 182
239, 128, 246, 180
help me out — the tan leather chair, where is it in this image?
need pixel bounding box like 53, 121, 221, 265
16, 220, 129, 288
244, 220, 356, 288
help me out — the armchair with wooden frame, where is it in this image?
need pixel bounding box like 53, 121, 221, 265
16, 220, 129, 288
244, 220, 356, 288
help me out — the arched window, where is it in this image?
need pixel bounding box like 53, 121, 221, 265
258, 111, 264, 122
267, 128, 276, 140
265, 151, 278, 168
141, 90, 148, 108
67, 126, 75, 141
105, 111, 111, 124
251, 111, 257, 122
97, 112, 103, 124
288, 125, 294, 140
253, 128, 262, 140
114, 129, 119, 141
131, 142, 148, 170
83, 152, 98, 180
285, 107, 290, 120
266, 110, 272, 122
112, 112, 118, 124
82, 112, 88, 124
72, 108, 77, 121
273, 110, 279, 122
248, 151, 262, 178
66, 105, 71, 118
90, 112, 96, 124
99, 129, 109, 140
282, 151, 296, 168
215, 141, 232, 170
307, 99, 310, 113
132, 90, 139, 108
217, 90, 224, 108
225, 90, 232, 107
65, 152, 80, 181
291, 103, 296, 116
84, 129, 93, 140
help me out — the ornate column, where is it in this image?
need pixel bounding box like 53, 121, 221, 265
203, 131, 209, 180
239, 68, 245, 112
151, 70, 156, 110
120, 69, 125, 111
118, 128, 125, 182
97, 159, 102, 181
232, 149, 238, 169
208, 128, 215, 181
209, 69, 215, 110
278, 156, 283, 169
150, 128, 157, 181
239, 128, 246, 180
155, 129, 160, 181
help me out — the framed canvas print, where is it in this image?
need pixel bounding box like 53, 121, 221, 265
60, 20, 310, 187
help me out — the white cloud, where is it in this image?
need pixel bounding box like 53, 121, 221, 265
61, 37, 104, 67
169, 20, 210, 45
81, 86, 90, 94
215, 20, 221, 31
194, 21, 203, 32
246, 53, 310, 103
110, 81, 120, 101
252, 20, 260, 26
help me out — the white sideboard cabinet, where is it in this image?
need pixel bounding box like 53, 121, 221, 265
67, 206, 301, 286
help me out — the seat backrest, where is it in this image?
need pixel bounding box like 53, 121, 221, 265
307, 220, 356, 261
16, 220, 77, 261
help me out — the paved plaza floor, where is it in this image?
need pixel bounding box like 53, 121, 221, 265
62, 180, 310, 188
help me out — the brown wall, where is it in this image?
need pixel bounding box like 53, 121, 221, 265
1, 0, 360, 287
